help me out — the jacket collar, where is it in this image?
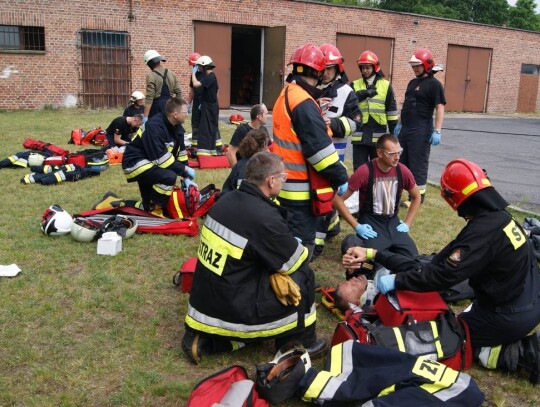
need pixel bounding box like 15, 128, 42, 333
239, 181, 289, 219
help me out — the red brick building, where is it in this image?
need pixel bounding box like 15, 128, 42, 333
1, 0, 539, 112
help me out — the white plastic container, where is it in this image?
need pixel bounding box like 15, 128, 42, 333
97, 232, 122, 256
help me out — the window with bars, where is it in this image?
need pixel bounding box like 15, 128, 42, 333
0, 25, 45, 51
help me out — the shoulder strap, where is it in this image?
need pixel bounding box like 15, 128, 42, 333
361, 161, 374, 216
394, 164, 403, 215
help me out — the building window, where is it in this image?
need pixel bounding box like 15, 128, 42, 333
80, 30, 127, 48
0, 25, 45, 51
521, 64, 539, 75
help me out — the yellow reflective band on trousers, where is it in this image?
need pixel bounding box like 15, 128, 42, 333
197, 217, 248, 276
302, 341, 347, 402
152, 183, 173, 196
124, 159, 154, 179
479, 345, 501, 369
278, 181, 311, 201
185, 302, 316, 339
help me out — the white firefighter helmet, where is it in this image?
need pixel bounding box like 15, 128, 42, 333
41, 204, 73, 236
195, 55, 215, 68
130, 91, 145, 101
70, 217, 101, 242
143, 50, 166, 66
28, 153, 45, 167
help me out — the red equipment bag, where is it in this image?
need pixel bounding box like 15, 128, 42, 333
66, 153, 87, 167
43, 156, 66, 166
374, 290, 449, 326
81, 128, 107, 145
74, 206, 199, 236
23, 138, 69, 156
69, 129, 84, 145
173, 257, 197, 293
307, 163, 335, 216
186, 365, 268, 407
167, 183, 219, 219
198, 154, 230, 169
331, 292, 473, 371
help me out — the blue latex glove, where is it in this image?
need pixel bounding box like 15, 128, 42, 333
429, 131, 441, 146
396, 220, 409, 233
377, 274, 396, 294
184, 166, 195, 180
192, 65, 198, 75
186, 103, 191, 114
142, 116, 148, 125
184, 178, 198, 189
355, 224, 378, 239
393, 122, 402, 137
337, 182, 348, 196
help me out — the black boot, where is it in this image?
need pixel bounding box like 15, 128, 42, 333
520, 332, 540, 384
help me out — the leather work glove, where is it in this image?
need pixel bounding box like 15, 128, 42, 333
366, 87, 378, 98
396, 220, 409, 233
430, 131, 441, 146
337, 182, 348, 196
394, 123, 402, 137
355, 223, 378, 239
355, 89, 368, 102
192, 65, 199, 74
377, 274, 396, 294
183, 166, 195, 180
269, 273, 301, 307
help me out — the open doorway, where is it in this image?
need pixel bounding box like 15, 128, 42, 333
231, 26, 262, 106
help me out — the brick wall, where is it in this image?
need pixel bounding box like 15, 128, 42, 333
0, 0, 539, 112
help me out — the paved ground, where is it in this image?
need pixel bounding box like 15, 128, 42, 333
219, 108, 540, 215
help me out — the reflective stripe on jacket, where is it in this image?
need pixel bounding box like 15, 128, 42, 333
273, 82, 346, 204
185, 181, 316, 340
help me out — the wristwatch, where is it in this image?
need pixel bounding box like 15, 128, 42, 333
434, 129, 442, 134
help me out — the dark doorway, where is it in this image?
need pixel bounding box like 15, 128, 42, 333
231, 26, 261, 106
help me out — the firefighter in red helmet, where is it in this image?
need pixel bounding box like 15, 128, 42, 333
351, 50, 399, 170
312, 44, 362, 260
273, 43, 348, 258
343, 158, 540, 384
395, 47, 446, 205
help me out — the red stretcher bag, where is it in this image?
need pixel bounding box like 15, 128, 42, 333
374, 290, 449, 326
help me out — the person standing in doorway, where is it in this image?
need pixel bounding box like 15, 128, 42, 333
191, 55, 220, 157
187, 52, 202, 157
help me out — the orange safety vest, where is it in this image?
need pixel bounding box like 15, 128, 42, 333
273, 83, 335, 205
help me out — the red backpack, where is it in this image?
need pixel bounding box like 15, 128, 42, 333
167, 182, 219, 219
186, 365, 268, 407
331, 291, 473, 371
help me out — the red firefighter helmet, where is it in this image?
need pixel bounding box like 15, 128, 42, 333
409, 48, 435, 72
288, 43, 325, 73
357, 50, 381, 73
320, 43, 344, 72
188, 52, 201, 66
440, 159, 492, 210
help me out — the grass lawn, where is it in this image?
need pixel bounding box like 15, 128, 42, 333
0, 108, 538, 406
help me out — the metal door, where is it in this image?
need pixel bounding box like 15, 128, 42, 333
337, 34, 394, 81
262, 26, 286, 110
445, 45, 491, 113
79, 30, 131, 108
194, 21, 231, 108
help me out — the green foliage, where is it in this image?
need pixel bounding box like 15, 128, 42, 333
508, 0, 540, 31
0, 109, 538, 406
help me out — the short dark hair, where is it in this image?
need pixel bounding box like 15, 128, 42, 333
133, 114, 144, 121
238, 128, 270, 159
165, 97, 186, 115
376, 133, 398, 150
245, 152, 282, 185
250, 104, 266, 121
334, 285, 352, 313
